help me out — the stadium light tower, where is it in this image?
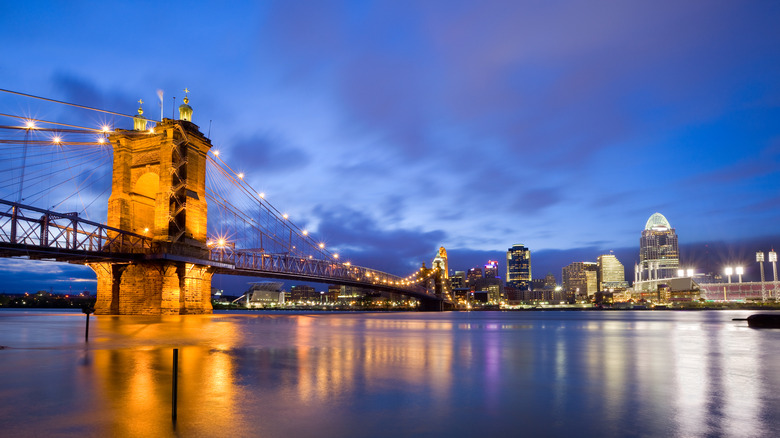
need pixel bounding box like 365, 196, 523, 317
725, 267, 733, 284
736, 266, 744, 283
769, 251, 778, 300
757, 252, 766, 301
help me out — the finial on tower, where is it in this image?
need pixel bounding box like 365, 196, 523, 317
179, 88, 193, 121
133, 99, 148, 131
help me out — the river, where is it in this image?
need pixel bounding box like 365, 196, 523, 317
0, 309, 778, 437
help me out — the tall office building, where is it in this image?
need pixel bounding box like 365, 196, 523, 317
450, 271, 466, 289
484, 260, 499, 279
638, 213, 679, 281
432, 246, 449, 279
562, 262, 598, 299
466, 267, 483, 286
596, 254, 627, 291
506, 244, 531, 289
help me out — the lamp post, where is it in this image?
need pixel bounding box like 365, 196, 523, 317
736, 266, 744, 284
757, 252, 766, 302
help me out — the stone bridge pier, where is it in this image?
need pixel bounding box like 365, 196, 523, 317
92, 100, 214, 315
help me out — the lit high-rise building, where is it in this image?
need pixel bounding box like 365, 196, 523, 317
597, 254, 628, 291
638, 213, 679, 281
484, 260, 499, 279
506, 244, 531, 289
466, 267, 483, 286
450, 271, 465, 289
562, 262, 598, 299
432, 246, 449, 279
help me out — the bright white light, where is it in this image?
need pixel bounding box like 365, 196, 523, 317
282, 213, 288, 219
148, 128, 154, 134
213, 150, 220, 156
258, 192, 265, 199
756, 252, 765, 262
101, 125, 110, 132
97, 137, 105, 144
143, 228, 149, 233
319, 243, 325, 249
725, 267, 733, 276
217, 238, 226, 247
52, 136, 61, 144
302, 230, 308, 236
677, 269, 685, 277
25, 120, 36, 129
770, 251, 778, 262
735, 266, 744, 275
333, 254, 339, 259
237, 173, 244, 179
686, 268, 694, 277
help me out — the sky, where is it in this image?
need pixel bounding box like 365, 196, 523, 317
1, 1, 780, 293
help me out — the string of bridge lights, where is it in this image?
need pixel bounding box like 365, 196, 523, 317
0, 88, 444, 293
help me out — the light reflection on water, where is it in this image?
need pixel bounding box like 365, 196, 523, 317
0, 309, 778, 437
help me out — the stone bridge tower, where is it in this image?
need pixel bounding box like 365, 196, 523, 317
90, 94, 214, 315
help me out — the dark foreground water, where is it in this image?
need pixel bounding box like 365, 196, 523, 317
0, 310, 778, 437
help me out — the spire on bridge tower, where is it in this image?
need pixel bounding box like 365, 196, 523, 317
179, 88, 193, 122
133, 99, 148, 131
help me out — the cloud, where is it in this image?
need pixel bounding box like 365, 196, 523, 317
312, 204, 446, 275
228, 132, 311, 174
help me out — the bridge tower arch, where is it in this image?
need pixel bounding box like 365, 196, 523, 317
90, 97, 214, 315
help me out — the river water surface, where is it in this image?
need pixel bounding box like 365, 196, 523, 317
0, 309, 778, 437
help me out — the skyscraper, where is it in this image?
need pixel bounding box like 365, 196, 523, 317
506, 244, 531, 289
432, 246, 449, 279
484, 260, 499, 279
562, 262, 598, 299
639, 213, 679, 281
597, 254, 627, 291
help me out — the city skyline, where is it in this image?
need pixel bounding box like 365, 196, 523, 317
1, 2, 780, 292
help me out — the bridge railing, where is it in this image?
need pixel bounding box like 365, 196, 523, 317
0, 200, 151, 256
209, 246, 430, 295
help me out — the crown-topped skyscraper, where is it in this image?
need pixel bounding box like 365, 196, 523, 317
637, 212, 679, 281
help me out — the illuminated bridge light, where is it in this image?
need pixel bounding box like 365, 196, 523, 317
52, 136, 61, 144
282, 213, 288, 219
101, 125, 110, 133
238, 173, 244, 179
25, 120, 36, 129
319, 243, 325, 249
213, 150, 220, 156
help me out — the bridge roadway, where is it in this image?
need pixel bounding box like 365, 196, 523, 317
0, 199, 446, 304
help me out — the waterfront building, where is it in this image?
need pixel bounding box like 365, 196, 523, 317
290, 285, 317, 302
506, 244, 531, 289
638, 213, 679, 281
597, 254, 628, 292
246, 282, 285, 307
562, 262, 598, 299
544, 273, 557, 289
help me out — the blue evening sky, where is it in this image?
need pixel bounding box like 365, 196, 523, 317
1, 1, 779, 292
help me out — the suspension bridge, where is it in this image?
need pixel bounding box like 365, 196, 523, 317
0, 88, 453, 313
